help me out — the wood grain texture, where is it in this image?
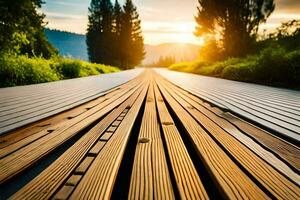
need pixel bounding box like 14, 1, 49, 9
153, 82, 209, 200
156, 76, 269, 200
0, 80, 142, 184
158, 77, 300, 199
68, 78, 149, 200
0, 69, 143, 134
155, 69, 300, 143
129, 80, 175, 200
9, 80, 146, 200
161, 77, 300, 184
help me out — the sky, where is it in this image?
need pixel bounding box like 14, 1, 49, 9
42, 0, 300, 45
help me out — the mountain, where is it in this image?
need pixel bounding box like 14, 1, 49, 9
144, 43, 200, 64
45, 29, 200, 64
45, 29, 88, 61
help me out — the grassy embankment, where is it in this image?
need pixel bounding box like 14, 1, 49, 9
170, 47, 300, 88
0, 55, 120, 88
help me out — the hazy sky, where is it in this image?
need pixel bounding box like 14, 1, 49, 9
42, 0, 300, 45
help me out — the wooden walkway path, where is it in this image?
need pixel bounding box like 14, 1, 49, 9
0, 69, 299, 199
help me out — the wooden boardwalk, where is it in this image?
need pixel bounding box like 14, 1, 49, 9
0, 69, 299, 199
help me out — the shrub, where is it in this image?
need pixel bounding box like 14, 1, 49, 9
0, 54, 59, 87
0, 54, 120, 88
55, 59, 81, 79
169, 47, 300, 88
253, 47, 300, 86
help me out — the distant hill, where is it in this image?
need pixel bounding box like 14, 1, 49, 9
45, 29, 88, 61
45, 29, 200, 64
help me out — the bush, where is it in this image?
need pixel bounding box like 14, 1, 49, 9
221, 59, 257, 82
0, 54, 120, 88
169, 47, 300, 88
55, 59, 81, 79
0, 54, 59, 87
255, 47, 300, 86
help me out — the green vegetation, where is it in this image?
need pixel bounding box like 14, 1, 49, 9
0, 0, 121, 88
0, 0, 57, 58
170, 46, 300, 88
0, 54, 119, 88
195, 0, 275, 58
170, 0, 299, 89
87, 0, 145, 69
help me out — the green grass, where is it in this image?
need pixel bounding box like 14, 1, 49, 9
0, 54, 120, 87
169, 47, 300, 88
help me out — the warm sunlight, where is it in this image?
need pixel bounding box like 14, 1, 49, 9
1, 1, 300, 199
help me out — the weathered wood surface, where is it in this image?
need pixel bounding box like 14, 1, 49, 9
155, 68, 300, 144
1, 69, 299, 200
0, 69, 143, 135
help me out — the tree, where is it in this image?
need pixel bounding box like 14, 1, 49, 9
120, 0, 145, 69
87, 0, 114, 64
111, 0, 123, 67
87, 0, 144, 68
0, 0, 57, 58
195, 0, 275, 57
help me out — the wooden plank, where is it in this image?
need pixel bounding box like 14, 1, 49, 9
0, 89, 112, 150
159, 79, 300, 166
129, 81, 175, 200
204, 88, 300, 125
88, 141, 106, 156
74, 157, 94, 175
0, 80, 143, 184
53, 185, 75, 200
0, 85, 97, 114
66, 175, 82, 186
0, 69, 144, 135
155, 77, 269, 199
0, 69, 143, 105
99, 132, 114, 141
162, 77, 300, 180
68, 77, 149, 200
153, 82, 209, 200
155, 69, 300, 143
158, 77, 300, 199
210, 87, 300, 114
10, 82, 146, 199
0, 79, 140, 158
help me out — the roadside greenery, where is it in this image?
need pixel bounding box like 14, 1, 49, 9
0, 54, 119, 88
170, 19, 300, 89
0, 0, 121, 88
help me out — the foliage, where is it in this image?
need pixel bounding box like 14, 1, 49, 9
87, 0, 114, 64
0, 54, 59, 87
0, 54, 120, 88
170, 47, 300, 88
0, 0, 57, 58
87, 0, 145, 69
120, 0, 145, 69
195, 0, 275, 57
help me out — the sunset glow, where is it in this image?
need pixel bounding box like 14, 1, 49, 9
43, 0, 300, 45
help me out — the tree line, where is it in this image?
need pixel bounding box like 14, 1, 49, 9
87, 0, 145, 69
0, 0, 57, 58
195, 0, 275, 60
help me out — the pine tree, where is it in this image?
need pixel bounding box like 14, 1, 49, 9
113, 0, 122, 37
111, 0, 123, 67
120, 0, 145, 69
87, 0, 114, 64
